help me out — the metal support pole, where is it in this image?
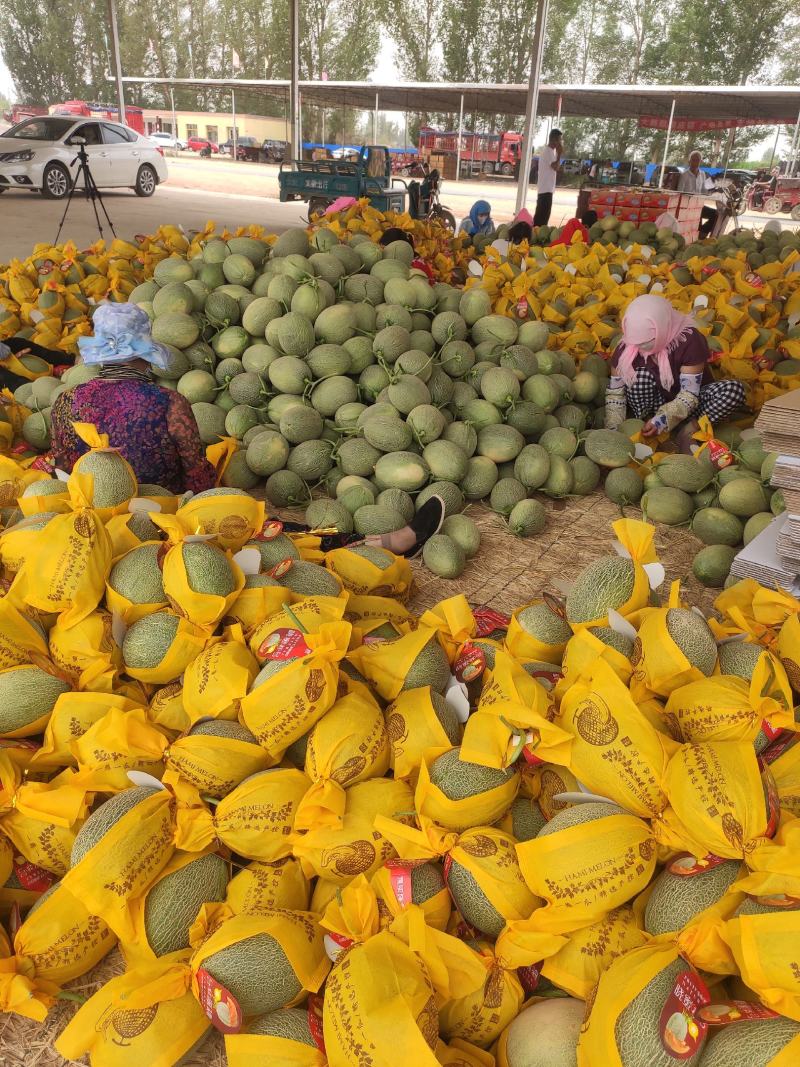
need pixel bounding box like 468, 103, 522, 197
456, 93, 464, 181
556, 94, 562, 127
170, 87, 177, 143
789, 107, 800, 176
373, 92, 379, 144
404, 109, 408, 152
658, 98, 676, 189
515, 0, 550, 214
322, 110, 326, 149
289, 0, 301, 159
106, 0, 126, 125
232, 89, 237, 162
721, 127, 736, 177
767, 125, 780, 171
298, 93, 303, 158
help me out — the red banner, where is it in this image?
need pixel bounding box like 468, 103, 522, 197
638, 115, 793, 132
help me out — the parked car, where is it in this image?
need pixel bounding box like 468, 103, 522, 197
262, 139, 287, 163
0, 115, 168, 198
187, 136, 219, 153
148, 131, 185, 152
219, 136, 260, 161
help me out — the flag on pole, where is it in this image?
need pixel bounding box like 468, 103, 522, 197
231, 49, 241, 71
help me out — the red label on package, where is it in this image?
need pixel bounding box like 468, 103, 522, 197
748, 893, 800, 909
516, 297, 529, 319
195, 968, 243, 1034
257, 627, 311, 661
701, 265, 719, 276
307, 994, 326, 1052
324, 930, 354, 962
12, 857, 56, 893
0, 738, 39, 752
517, 962, 543, 993
760, 732, 799, 767
473, 606, 511, 638
454, 642, 486, 684
529, 668, 563, 686
521, 743, 545, 766
668, 853, 730, 877
260, 520, 284, 540
442, 853, 453, 884
760, 719, 783, 743
9, 902, 22, 939
705, 438, 734, 470
763, 769, 780, 838
745, 272, 764, 288
267, 558, 293, 579
696, 1000, 778, 1025
385, 861, 414, 907
659, 970, 710, 1058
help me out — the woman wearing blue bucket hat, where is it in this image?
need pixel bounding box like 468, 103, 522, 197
50, 302, 215, 493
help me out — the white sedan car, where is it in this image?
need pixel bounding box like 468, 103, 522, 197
149, 131, 186, 152
0, 115, 169, 199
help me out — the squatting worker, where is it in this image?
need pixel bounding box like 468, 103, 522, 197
534, 128, 563, 227
50, 302, 216, 494
0, 336, 73, 391
677, 151, 718, 239
458, 200, 494, 238
604, 294, 746, 453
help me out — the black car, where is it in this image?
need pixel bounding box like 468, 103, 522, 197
219, 136, 260, 161
262, 139, 287, 162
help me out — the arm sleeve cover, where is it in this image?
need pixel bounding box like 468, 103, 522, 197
653, 373, 702, 432
605, 378, 627, 430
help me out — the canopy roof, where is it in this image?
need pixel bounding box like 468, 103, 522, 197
121, 77, 800, 124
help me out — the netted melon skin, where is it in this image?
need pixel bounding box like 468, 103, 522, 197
144, 853, 229, 956
666, 609, 718, 676
566, 558, 635, 624
71, 786, 159, 867
429, 747, 516, 802
696, 1016, 800, 1066
203, 933, 302, 1016
643, 861, 740, 935
246, 1008, 315, 1043
447, 860, 505, 938
615, 958, 705, 1067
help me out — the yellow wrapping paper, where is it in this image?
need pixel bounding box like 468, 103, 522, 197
325, 545, 413, 599
151, 515, 245, 628
177, 491, 266, 551
0, 514, 54, 579
344, 593, 415, 631
30, 692, 148, 772
103, 512, 161, 557
728, 817, 800, 901
655, 742, 774, 862
555, 625, 633, 701
148, 681, 190, 736
664, 653, 794, 744
504, 599, 571, 663
225, 858, 310, 914
11, 507, 112, 627
538, 905, 648, 999
226, 1031, 326, 1067
190, 910, 329, 1013
509, 806, 657, 960
240, 620, 351, 757
558, 657, 678, 817
385, 686, 461, 780
437, 1037, 495, 1067
347, 624, 444, 702
224, 580, 289, 633
438, 941, 524, 1049
370, 862, 451, 932
0, 597, 49, 671
631, 602, 717, 701
247, 596, 348, 661
721, 909, 800, 1021
61, 787, 175, 941
48, 608, 121, 681
576, 941, 695, 1067
529, 762, 580, 820
292, 777, 414, 884
768, 736, 800, 815
461, 651, 571, 771
571, 518, 658, 630
181, 628, 259, 723
778, 612, 800, 690
175, 769, 310, 861
54, 951, 208, 1067
124, 614, 210, 685
0, 881, 115, 1020
67, 429, 138, 518
419, 596, 477, 664
415, 747, 520, 832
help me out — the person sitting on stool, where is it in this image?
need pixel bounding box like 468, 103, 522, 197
677, 151, 718, 239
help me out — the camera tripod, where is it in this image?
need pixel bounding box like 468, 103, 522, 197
53, 141, 117, 245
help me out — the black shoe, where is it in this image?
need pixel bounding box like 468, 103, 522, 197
403, 495, 446, 559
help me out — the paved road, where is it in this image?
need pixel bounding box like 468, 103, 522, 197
1, 152, 792, 262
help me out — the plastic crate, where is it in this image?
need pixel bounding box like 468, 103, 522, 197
642, 193, 671, 209
614, 206, 641, 223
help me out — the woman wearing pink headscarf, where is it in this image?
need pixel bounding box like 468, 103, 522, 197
605, 295, 745, 451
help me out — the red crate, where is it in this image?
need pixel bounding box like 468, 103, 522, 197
588, 190, 617, 207
638, 207, 664, 223
614, 206, 641, 223
616, 192, 644, 208
642, 193, 671, 209
594, 207, 616, 219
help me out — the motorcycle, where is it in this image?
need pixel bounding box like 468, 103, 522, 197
405, 169, 457, 231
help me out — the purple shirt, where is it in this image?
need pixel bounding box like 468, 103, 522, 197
611, 327, 712, 400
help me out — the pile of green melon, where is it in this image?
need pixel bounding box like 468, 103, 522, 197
601, 428, 781, 588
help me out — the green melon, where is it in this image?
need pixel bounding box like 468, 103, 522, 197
73, 451, 137, 508
718, 480, 769, 518
374, 452, 430, 492
478, 425, 525, 463
280, 561, 342, 598
403, 636, 452, 693
203, 933, 302, 1016
246, 534, 300, 570
691, 508, 744, 547
514, 444, 551, 490
192, 402, 227, 445
429, 747, 517, 804
0, 666, 71, 735
656, 455, 714, 493
490, 478, 527, 517
643, 860, 741, 935
642, 486, 694, 525
508, 499, 547, 538
717, 641, 763, 680
571, 456, 602, 496
441, 514, 481, 559
604, 467, 644, 505
377, 488, 415, 524
109, 544, 165, 604
589, 626, 634, 658
743, 512, 773, 545
509, 796, 547, 842
71, 786, 160, 866
738, 437, 768, 473
305, 498, 354, 534
539, 426, 578, 460
353, 505, 405, 536
584, 430, 635, 468
517, 602, 572, 648
363, 418, 414, 454
566, 558, 635, 624
246, 431, 290, 477
417, 481, 464, 517
246, 1008, 315, 1043
615, 957, 706, 1066
122, 612, 180, 671
503, 997, 584, 1067
460, 457, 499, 500
697, 1016, 800, 1067
423, 534, 466, 579
665, 609, 718, 674
144, 853, 229, 956
446, 858, 506, 937
693, 545, 736, 588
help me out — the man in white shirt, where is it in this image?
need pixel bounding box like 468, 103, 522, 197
534, 128, 563, 226
677, 151, 718, 238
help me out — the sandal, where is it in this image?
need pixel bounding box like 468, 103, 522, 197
401, 495, 446, 559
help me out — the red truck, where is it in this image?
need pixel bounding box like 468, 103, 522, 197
2, 104, 49, 126
49, 100, 145, 135
418, 126, 523, 176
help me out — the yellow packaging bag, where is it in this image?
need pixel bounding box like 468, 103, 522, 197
296, 683, 391, 830
344, 592, 415, 631
385, 685, 461, 780
439, 941, 524, 1049
415, 747, 520, 832
510, 805, 657, 959
325, 544, 413, 599
12, 506, 112, 627
54, 951, 209, 1067
175, 769, 310, 862
104, 542, 168, 625
226, 1027, 326, 1067
103, 512, 161, 558
631, 598, 718, 701
504, 598, 571, 663
778, 611, 800, 691
0, 596, 50, 671
664, 652, 794, 745
720, 904, 800, 1024
224, 579, 289, 634
438, 1039, 495, 1067
0, 455, 49, 502
558, 657, 678, 818
247, 595, 348, 661
555, 625, 633, 701
0, 513, 56, 579
48, 607, 121, 682
148, 681, 190, 736
292, 777, 414, 884
0, 658, 71, 738
656, 741, 775, 862
461, 651, 571, 771
766, 735, 800, 815
61, 786, 175, 941
151, 515, 245, 628
225, 858, 310, 914
571, 518, 660, 630
190, 910, 330, 1020
30, 691, 147, 772
370, 861, 452, 932
727, 817, 800, 903
124, 612, 210, 685
347, 624, 445, 702
181, 625, 259, 723
576, 941, 702, 1067
239, 620, 351, 757
0, 880, 115, 1020
67, 426, 138, 516
177, 490, 265, 551
16, 483, 71, 518
419, 596, 477, 664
